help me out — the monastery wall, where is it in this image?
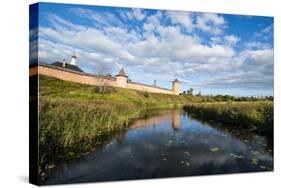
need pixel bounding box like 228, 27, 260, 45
127, 82, 174, 95
30, 64, 117, 87
29, 63, 179, 95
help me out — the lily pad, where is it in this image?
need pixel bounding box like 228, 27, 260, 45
210, 147, 219, 152
229, 153, 244, 159
251, 151, 259, 155
47, 164, 56, 169
184, 151, 190, 156
251, 158, 258, 165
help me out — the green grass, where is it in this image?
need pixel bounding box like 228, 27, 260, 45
183, 101, 273, 137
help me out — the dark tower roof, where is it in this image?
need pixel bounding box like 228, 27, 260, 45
116, 68, 128, 77
51, 61, 84, 73
173, 78, 180, 83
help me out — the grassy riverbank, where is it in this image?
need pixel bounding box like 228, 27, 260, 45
183, 102, 273, 137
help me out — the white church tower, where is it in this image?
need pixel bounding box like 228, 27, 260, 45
70, 53, 77, 65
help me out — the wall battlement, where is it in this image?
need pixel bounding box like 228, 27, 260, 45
29, 62, 181, 95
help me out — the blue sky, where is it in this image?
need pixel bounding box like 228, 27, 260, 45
31, 3, 274, 96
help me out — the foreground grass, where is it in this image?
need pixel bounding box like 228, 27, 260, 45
184, 102, 273, 137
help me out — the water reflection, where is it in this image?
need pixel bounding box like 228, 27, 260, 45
46, 109, 273, 185
131, 110, 181, 131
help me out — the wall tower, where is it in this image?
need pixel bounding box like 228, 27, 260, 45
70, 53, 77, 65
116, 68, 128, 88
172, 78, 180, 95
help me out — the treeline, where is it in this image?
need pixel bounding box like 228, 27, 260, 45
201, 94, 274, 102
181, 88, 274, 102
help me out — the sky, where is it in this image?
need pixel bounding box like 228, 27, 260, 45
30, 3, 274, 96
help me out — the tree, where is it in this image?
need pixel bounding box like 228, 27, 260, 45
186, 88, 194, 96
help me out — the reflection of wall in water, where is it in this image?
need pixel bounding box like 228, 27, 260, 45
172, 110, 180, 131
130, 110, 181, 131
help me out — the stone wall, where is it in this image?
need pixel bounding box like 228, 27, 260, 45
127, 82, 174, 95
29, 63, 178, 95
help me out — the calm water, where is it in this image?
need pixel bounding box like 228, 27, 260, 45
46, 109, 273, 184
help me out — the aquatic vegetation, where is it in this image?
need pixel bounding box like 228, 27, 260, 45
229, 153, 245, 159
251, 158, 259, 165
251, 151, 260, 155
184, 151, 190, 156
210, 147, 220, 152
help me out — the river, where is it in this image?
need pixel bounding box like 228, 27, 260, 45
46, 109, 273, 184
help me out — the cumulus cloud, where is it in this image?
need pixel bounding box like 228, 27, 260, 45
244, 41, 271, 50
121, 8, 146, 21
195, 13, 226, 35
166, 11, 194, 32
224, 35, 240, 46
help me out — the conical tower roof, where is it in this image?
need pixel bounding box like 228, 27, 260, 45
117, 68, 128, 77
173, 78, 180, 83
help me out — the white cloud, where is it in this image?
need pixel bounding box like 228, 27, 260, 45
143, 11, 163, 33
244, 41, 271, 50
68, 7, 125, 28
210, 36, 222, 44
253, 24, 273, 40
196, 13, 226, 35
38, 38, 120, 74
241, 49, 273, 66
131, 9, 146, 20
261, 24, 273, 34
166, 11, 194, 32
119, 9, 146, 21
224, 35, 240, 45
